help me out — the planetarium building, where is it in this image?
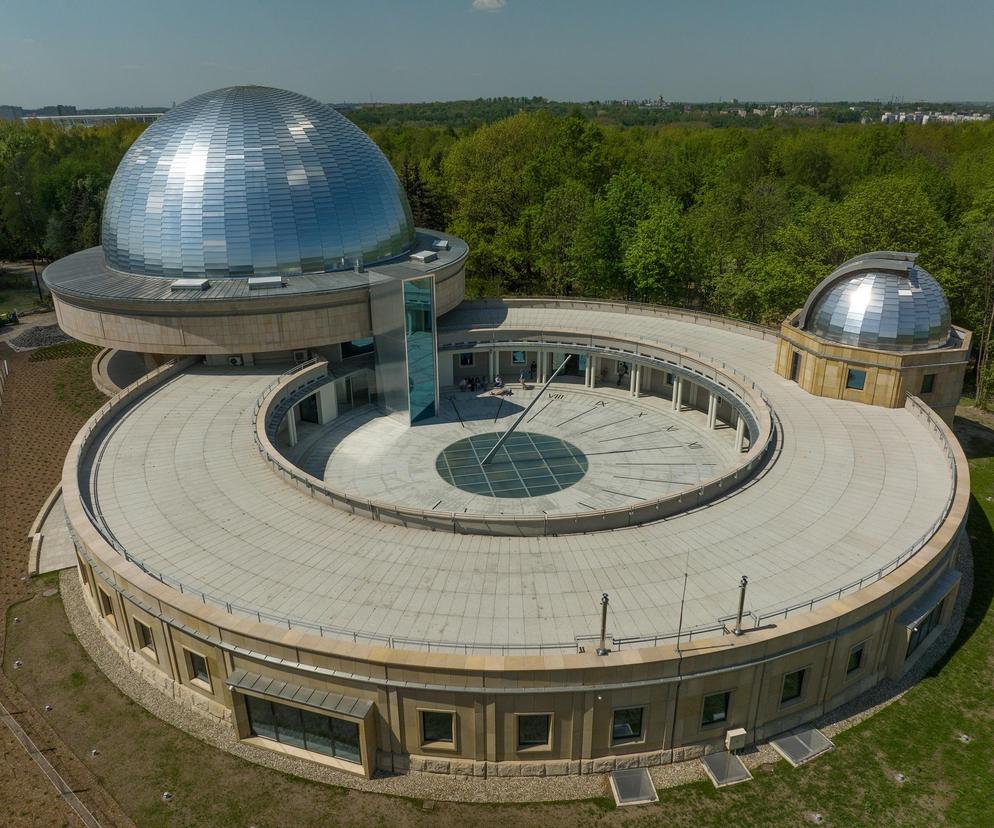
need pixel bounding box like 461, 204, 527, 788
46, 86, 970, 780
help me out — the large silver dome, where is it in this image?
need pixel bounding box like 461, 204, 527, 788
101, 86, 415, 278
801, 252, 951, 351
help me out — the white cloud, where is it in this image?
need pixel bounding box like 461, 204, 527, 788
472, 0, 506, 11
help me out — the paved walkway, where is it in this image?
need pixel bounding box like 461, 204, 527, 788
82, 305, 954, 651
36, 492, 76, 574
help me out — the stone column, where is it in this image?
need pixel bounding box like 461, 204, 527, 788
707, 392, 718, 429
287, 407, 299, 448
687, 381, 698, 409
629, 364, 637, 396
672, 376, 683, 411
735, 412, 746, 452
634, 364, 643, 397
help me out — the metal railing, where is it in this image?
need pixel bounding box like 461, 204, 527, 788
70, 349, 963, 656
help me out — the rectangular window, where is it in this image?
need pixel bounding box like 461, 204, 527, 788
906, 599, 945, 660
846, 369, 867, 391
134, 619, 155, 654
421, 710, 455, 745
781, 668, 806, 704
517, 713, 552, 749
921, 373, 936, 394
512, 351, 526, 365
244, 696, 362, 764
790, 351, 801, 382
459, 352, 474, 367
701, 691, 730, 727
611, 707, 645, 744
97, 588, 115, 622
846, 642, 865, 675
186, 650, 210, 685
76, 555, 89, 587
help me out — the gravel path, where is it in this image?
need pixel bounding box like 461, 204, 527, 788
60, 531, 972, 802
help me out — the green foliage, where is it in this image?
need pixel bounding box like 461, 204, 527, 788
7, 109, 994, 380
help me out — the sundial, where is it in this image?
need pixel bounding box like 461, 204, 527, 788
295, 357, 741, 518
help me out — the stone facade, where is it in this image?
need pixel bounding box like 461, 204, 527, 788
775, 311, 970, 425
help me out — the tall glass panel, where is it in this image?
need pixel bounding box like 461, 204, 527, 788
246, 696, 277, 740
274, 704, 307, 749
331, 718, 361, 764
301, 710, 336, 757
404, 277, 436, 423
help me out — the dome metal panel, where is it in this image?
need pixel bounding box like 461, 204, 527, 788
101, 86, 415, 278
804, 256, 951, 351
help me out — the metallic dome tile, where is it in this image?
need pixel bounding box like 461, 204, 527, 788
102, 86, 415, 279
807, 265, 951, 351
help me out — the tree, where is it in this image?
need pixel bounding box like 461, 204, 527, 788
621, 198, 690, 304
570, 170, 657, 297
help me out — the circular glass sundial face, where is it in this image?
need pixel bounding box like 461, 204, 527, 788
436, 431, 589, 498
292, 384, 743, 518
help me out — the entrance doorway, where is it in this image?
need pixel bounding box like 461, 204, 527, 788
790, 351, 801, 382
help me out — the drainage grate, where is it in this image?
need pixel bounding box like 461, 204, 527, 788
770, 728, 834, 767
701, 751, 753, 788
608, 768, 659, 806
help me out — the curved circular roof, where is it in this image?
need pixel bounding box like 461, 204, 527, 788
802, 253, 951, 351
101, 86, 415, 279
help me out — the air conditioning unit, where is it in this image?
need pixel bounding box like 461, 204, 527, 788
292, 349, 309, 364
725, 727, 748, 752
228, 355, 244, 367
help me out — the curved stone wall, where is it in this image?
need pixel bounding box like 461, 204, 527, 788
256, 335, 774, 536
62, 305, 969, 781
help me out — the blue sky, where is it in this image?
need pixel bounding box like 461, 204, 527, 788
1, 0, 993, 106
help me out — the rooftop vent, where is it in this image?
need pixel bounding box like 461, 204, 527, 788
247, 276, 286, 290
410, 250, 438, 264
170, 278, 210, 291
432, 239, 450, 251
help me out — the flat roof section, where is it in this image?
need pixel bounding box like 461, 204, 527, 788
80, 303, 955, 652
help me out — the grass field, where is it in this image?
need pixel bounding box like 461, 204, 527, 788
2, 342, 993, 826
0, 287, 45, 315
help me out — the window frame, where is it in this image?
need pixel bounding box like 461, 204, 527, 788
97, 587, 116, 626
920, 373, 936, 395
780, 667, 808, 706
76, 554, 89, 587
515, 712, 554, 752
610, 705, 646, 746
845, 368, 867, 391
846, 641, 867, 677
418, 708, 456, 750
133, 618, 156, 656
906, 598, 946, 661
243, 694, 363, 765
700, 690, 731, 729
458, 352, 475, 367
183, 647, 212, 691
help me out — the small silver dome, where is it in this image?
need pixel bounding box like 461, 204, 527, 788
102, 86, 415, 279
801, 253, 951, 351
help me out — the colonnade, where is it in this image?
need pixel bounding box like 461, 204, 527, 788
449, 346, 751, 452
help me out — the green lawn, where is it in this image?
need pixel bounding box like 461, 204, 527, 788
0, 286, 46, 314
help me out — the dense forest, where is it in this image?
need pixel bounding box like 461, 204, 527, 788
2, 111, 994, 398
